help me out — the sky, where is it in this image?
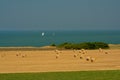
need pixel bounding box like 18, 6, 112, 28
0, 0, 120, 31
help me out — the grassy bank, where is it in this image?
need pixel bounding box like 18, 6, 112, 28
0, 70, 120, 80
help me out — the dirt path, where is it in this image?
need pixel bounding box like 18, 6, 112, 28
0, 49, 120, 73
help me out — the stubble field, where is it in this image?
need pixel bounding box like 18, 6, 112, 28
0, 48, 120, 73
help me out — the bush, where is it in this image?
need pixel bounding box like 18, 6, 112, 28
58, 42, 73, 49
93, 42, 109, 49
50, 43, 56, 46
57, 42, 109, 49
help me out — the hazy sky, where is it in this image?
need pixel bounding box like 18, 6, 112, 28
0, 0, 120, 31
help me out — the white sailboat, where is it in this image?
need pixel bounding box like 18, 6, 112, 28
42, 32, 45, 36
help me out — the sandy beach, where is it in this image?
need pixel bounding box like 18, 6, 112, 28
0, 45, 120, 73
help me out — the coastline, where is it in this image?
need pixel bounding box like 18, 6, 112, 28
109, 44, 120, 49
0, 44, 119, 50
0, 46, 57, 51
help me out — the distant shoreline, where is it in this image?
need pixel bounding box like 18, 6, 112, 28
0, 46, 57, 51
0, 44, 119, 51
109, 44, 120, 49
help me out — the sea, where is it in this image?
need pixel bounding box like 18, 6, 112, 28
0, 30, 120, 47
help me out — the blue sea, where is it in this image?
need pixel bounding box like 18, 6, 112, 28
0, 30, 120, 47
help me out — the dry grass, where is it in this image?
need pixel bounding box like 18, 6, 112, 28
109, 44, 120, 49
0, 48, 120, 73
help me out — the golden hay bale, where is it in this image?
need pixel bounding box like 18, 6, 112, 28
90, 57, 96, 62
56, 55, 59, 59
80, 55, 84, 59
105, 51, 108, 54
86, 56, 91, 61
21, 54, 27, 58
99, 48, 103, 52
73, 54, 77, 58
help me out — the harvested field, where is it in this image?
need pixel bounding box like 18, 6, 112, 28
0, 48, 120, 73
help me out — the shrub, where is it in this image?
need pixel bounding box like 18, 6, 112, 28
50, 43, 56, 46
93, 42, 109, 49
58, 42, 73, 49
57, 42, 109, 49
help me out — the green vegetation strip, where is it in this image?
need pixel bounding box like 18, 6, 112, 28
53, 42, 109, 49
0, 70, 120, 80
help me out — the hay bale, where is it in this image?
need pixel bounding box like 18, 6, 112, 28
80, 55, 84, 59
73, 54, 77, 58
105, 51, 108, 54
56, 55, 59, 59
86, 56, 90, 61
91, 57, 96, 62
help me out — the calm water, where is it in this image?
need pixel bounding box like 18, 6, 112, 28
0, 30, 120, 47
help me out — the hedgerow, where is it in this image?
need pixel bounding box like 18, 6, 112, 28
57, 42, 109, 49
